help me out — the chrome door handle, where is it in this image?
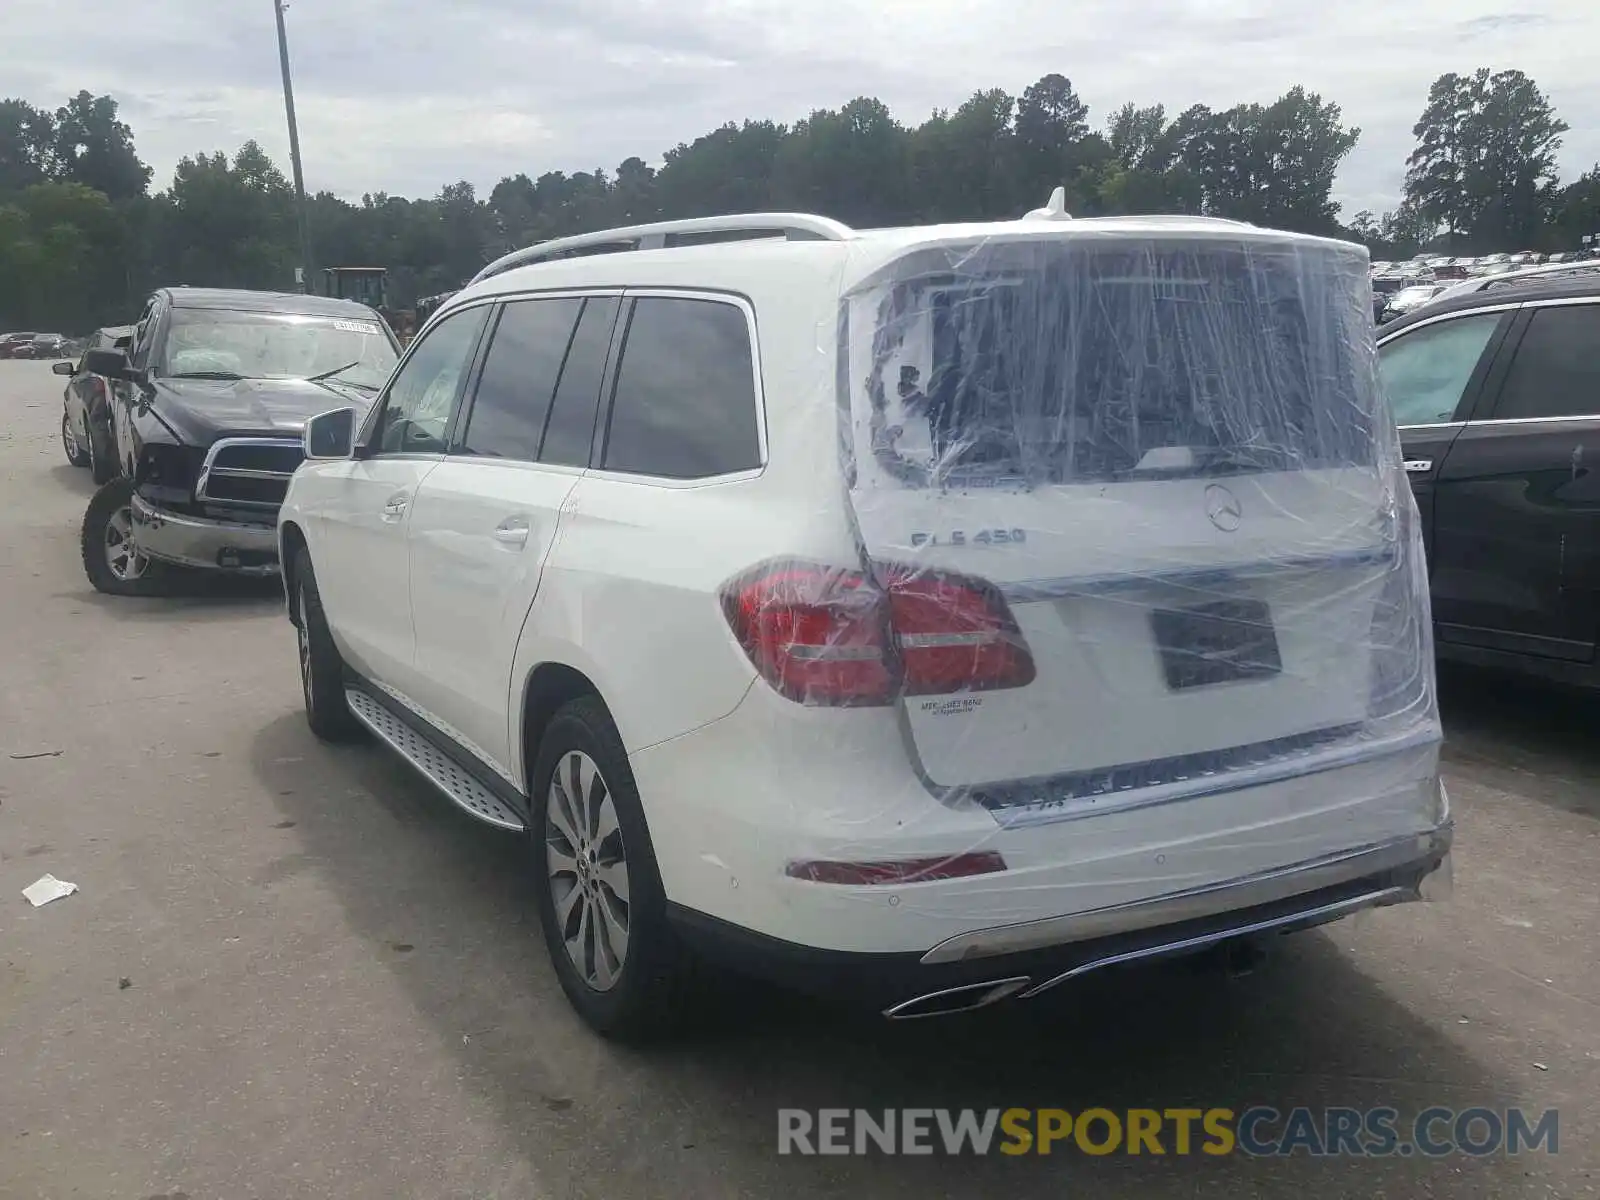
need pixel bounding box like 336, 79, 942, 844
382, 492, 409, 521
493, 516, 531, 547
1403, 459, 1433, 475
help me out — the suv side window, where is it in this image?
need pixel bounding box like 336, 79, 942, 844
460, 298, 583, 461
1489, 305, 1600, 421
601, 296, 761, 479
539, 296, 620, 468
1377, 312, 1504, 427
373, 305, 490, 455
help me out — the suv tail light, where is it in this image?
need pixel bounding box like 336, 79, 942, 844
721, 561, 1035, 706
886, 570, 1035, 696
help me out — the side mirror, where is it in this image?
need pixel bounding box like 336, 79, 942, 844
304, 406, 356, 460
52, 361, 76, 377
83, 347, 145, 385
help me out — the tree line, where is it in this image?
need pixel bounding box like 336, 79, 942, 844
3, 69, 1598, 332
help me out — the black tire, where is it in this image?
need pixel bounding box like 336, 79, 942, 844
80, 479, 170, 597
62, 411, 91, 468
293, 548, 362, 742
87, 412, 117, 485
530, 697, 703, 1041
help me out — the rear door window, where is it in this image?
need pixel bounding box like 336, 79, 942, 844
600, 296, 761, 480
459, 297, 583, 461
539, 296, 620, 468
1487, 305, 1600, 420
1378, 312, 1505, 426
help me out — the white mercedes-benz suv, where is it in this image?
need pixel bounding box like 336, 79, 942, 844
279, 199, 1452, 1040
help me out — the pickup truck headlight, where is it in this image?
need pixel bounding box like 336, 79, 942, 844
136, 443, 203, 498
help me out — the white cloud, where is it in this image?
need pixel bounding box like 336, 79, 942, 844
5, 0, 1597, 217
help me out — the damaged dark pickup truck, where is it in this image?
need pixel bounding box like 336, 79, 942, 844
80, 287, 400, 596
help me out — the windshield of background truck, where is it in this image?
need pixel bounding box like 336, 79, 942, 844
848, 238, 1379, 489
159, 309, 398, 390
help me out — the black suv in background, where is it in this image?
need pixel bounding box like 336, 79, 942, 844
81, 287, 399, 596
1378, 275, 1600, 687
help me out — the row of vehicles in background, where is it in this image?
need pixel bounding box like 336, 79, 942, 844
40, 208, 1599, 1039
1372, 249, 1600, 325
1, 331, 76, 359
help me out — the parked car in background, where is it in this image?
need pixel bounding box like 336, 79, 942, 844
0, 332, 40, 358
1379, 273, 1600, 688
1379, 283, 1444, 324
11, 333, 71, 359
54, 325, 133, 481
80, 288, 399, 596
280, 207, 1449, 1039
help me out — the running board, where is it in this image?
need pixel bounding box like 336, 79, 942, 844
345, 689, 527, 832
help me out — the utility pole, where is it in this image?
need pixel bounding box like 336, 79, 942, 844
273, 0, 314, 293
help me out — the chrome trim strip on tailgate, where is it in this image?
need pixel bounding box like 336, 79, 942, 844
920, 824, 1452, 965
998, 544, 1396, 603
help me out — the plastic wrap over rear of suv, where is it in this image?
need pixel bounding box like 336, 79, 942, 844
812, 228, 1440, 821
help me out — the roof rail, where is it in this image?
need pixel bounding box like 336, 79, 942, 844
470, 212, 855, 285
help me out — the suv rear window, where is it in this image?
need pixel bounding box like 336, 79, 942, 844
846, 239, 1378, 488
601, 296, 761, 480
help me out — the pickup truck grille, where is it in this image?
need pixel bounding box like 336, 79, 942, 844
196, 438, 303, 508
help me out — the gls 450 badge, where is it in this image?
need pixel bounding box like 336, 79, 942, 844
910, 528, 1027, 548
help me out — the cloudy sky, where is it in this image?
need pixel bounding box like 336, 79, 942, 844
6, 0, 1598, 218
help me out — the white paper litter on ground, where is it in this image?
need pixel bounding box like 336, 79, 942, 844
22, 875, 78, 907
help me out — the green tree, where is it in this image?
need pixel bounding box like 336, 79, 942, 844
910, 90, 1017, 221
1013, 74, 1095, 208
155, 141, 296, 289
1171, 89, 1358, 231
1547, 166, 1600, 251
0, 99, 56, 192
772, 98, 911, 225
1404, 68, 1567, 251
50, 91, 150, 200
655, 121, 785, 219
0, 183, 129, 330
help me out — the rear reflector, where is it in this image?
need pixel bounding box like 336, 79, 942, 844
721, 559, 1035, 706
786, 851, 1008, 885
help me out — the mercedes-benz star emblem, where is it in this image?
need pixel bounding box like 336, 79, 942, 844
1204, 483, 1242, 532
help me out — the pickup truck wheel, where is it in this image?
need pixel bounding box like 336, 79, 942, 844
81, 479, 169, 597
62, 412, 90, 468
293, 549, 361, 742
530, 697, 703, 1041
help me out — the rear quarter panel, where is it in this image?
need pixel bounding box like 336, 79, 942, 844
507, 475, 859, 770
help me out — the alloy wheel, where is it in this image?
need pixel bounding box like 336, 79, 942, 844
103, 505, 148, 582
62, 415, 78, 460
297, 584, 315, 710
545, 750, 631, 991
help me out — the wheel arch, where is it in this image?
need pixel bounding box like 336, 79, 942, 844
280, 521, 308, 622
518, 662, 614, 794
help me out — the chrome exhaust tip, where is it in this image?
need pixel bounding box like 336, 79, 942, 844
882, 977, 1032, 1020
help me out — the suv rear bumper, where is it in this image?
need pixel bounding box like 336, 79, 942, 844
130, 494, 280, 575
669, 824, 1452, 1016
